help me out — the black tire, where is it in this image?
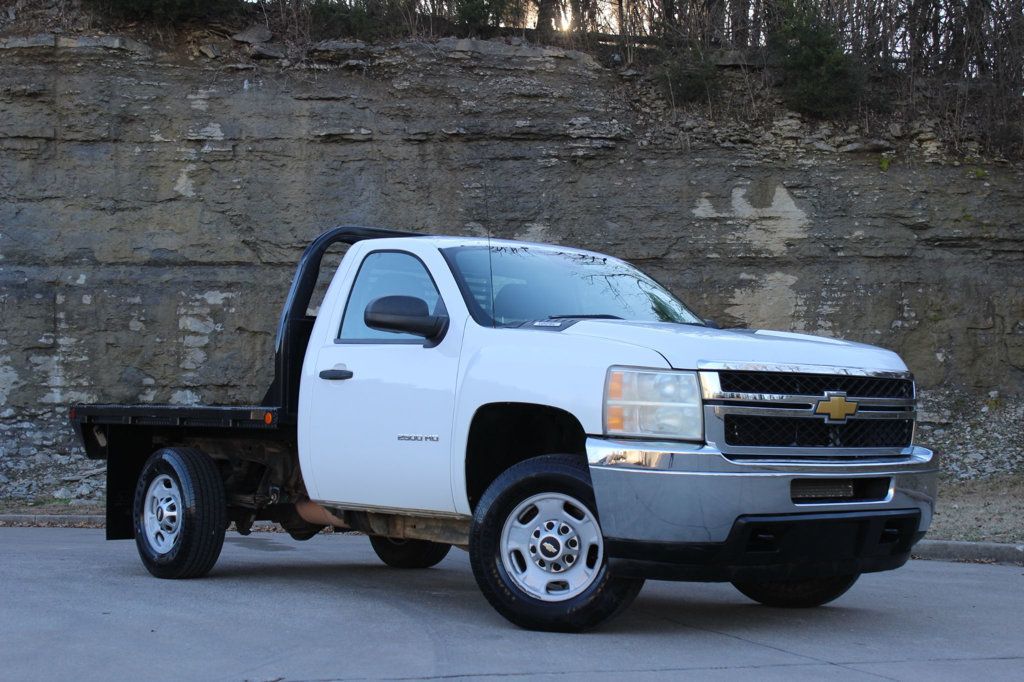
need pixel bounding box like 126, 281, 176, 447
732, 574, 860, 608
133, 447, 227, 579
369, 536, 451, 568
469, 454, 644, 632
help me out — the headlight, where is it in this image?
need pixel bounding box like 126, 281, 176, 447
604, 367, 703, 441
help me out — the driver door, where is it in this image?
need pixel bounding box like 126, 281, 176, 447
303, 250, 460, 512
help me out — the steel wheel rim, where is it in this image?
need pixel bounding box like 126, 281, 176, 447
499, 492, 604, 602
143, 474, 182, 555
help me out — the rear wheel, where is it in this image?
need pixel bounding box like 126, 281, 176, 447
732, 574, 860, 608
469, 454, 644, 632
369, 536, 451, 568
133, 447, 226, 579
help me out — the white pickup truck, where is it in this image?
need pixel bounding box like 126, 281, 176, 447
71, 226, 937, 631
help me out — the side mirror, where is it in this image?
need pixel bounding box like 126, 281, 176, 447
365, 295, 448, 340
703, 318, 721, 329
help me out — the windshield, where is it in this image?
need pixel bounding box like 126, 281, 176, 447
442, 245, 704, 327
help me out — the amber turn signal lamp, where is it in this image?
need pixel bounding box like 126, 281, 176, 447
607, 371, 624, 400
606, 405, 625, 432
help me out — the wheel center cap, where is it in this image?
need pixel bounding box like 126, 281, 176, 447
539, 536, 561, 559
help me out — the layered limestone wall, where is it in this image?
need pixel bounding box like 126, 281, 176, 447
1, 35, 1021, 500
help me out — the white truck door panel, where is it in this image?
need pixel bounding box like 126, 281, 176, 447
303, 249, 460, 512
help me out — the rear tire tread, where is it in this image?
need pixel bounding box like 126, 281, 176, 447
177, 447, 226, 579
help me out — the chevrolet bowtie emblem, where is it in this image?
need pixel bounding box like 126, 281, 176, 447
814, 392, 858, 423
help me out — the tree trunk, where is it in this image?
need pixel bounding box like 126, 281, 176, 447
731, 0, 750, 47
966, 0, 989, 75
705, 0, 725, 45
662, 0, 677, 34
536, 0, 559, 36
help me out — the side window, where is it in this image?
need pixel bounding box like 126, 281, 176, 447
338, 251, 443, 341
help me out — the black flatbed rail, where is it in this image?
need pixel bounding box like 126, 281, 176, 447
71, 404, 286, 431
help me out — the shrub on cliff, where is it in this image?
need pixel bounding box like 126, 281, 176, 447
307, 0, 413, 41
455, 0, 520, 34
88, 0, 243, 20
768, 1, 863, 118
655, 48, 720, 106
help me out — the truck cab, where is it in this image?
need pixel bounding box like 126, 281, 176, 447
72, 227, 937, 632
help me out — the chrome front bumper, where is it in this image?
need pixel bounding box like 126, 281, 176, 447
587, 437, 938, 545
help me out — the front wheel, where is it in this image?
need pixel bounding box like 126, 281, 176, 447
469, 455, 644, 632
133, 447, 226, 579
732, 574, 860, 608
369, 536, 451, 568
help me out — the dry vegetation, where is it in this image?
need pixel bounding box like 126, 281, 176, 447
3, 0, 1021, 158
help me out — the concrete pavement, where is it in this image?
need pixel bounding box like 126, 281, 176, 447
1, 527, 1021, 681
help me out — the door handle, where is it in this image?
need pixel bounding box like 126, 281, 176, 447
319, 369, 354, 381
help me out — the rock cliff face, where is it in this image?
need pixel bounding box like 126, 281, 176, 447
1, 35, 1022, 499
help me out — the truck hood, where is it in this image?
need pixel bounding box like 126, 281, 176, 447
563, 320, 908, 373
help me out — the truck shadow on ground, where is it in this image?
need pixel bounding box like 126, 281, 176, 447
191, 547, 882, 636
223, 535, 298, 552
620, 593, 877, 635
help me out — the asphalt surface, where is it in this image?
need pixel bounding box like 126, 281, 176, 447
2, 528, 1022, 681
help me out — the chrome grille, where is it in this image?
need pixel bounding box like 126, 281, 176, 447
700, 366, 916, 461
718, 371, 913, 399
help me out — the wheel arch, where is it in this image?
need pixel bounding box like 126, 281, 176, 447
463, 402, 588, 512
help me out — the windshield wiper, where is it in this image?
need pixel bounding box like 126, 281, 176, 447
546, 314, 623, 320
